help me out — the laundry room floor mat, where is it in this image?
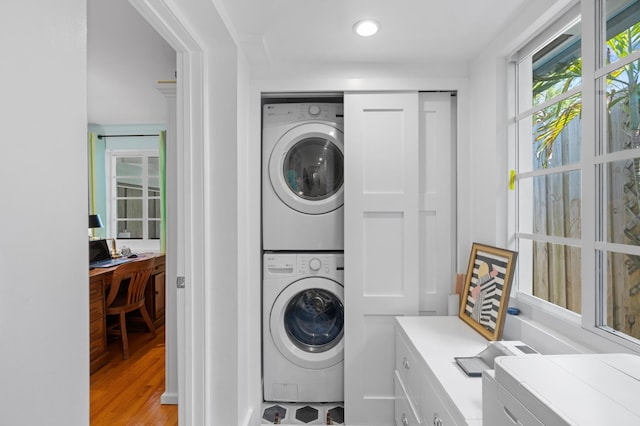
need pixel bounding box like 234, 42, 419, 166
261, 402, 344, 425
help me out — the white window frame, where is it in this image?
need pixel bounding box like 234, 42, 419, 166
509, 0, 640, 353
106, 149, 161, 248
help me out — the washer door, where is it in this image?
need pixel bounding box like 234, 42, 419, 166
269, 122, 344, 215
270, 277, 344, 369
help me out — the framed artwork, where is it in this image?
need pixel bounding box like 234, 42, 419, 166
459, 243, 518, 340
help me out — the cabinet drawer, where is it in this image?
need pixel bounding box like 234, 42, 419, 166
496, 383, 544, 426
90, 317, 104, 341
90, 337, 106, 359
90, 319, 105, 355
89, 297, 104, 320
396, 332, 422, 420
89, 280, 103, 302
395, 373, 422, 426
153, 255, 165, 273
422, 372, 456, 426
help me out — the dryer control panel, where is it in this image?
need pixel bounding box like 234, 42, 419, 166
263, 103, 344, 127
263, 252, 344, 279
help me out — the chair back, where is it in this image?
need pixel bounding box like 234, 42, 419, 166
105, 257, 155, 308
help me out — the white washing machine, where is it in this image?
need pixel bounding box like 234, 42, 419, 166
263, 252, 344, 402
262, 102, 344, 251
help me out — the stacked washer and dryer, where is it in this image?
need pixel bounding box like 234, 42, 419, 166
262, 102, 345, 404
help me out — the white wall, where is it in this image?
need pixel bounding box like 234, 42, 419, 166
88, 0, 176, 125
0, 1, 89, 424
467, 0, 574, 249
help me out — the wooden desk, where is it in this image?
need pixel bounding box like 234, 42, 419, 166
89, 253, 166, 374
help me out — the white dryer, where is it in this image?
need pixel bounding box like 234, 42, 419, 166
263, 252, 344, 402
262, 102, 344, 251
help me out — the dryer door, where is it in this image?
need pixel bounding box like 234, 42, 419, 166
268, 122, 344, 215
270, 277, 344, 369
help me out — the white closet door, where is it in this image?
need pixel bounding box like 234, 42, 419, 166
419, 92, 455, 315
344, 92, 419, 425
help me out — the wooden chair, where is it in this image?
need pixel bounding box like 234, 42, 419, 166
105, 257, 156, 359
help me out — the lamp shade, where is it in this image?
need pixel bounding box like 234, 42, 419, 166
89, 214, 103, 229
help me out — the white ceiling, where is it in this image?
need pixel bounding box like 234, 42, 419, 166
219, 0, 529, 68
88, 0, 531, 124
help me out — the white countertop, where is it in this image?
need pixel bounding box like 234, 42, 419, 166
396, 316, 489, 425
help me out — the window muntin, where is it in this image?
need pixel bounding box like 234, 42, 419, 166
110, 151, 160, 240
522, 95, 583, 171
604, 250, 640, 337
604, 57, 640, 154
604, 158, 640, 245
532, 20, 582, 107
605, 0, 640, 65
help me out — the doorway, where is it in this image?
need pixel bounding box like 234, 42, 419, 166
87, 0, 178, 419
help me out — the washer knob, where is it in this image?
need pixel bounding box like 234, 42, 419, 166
308, 105, 321, 116
309, 257, 322, 272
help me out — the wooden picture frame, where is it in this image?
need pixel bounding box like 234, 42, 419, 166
459, 243, 518, 340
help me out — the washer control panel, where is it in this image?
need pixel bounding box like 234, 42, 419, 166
299, 255, 331, 274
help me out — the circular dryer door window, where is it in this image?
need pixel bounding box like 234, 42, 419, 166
270, 277, 344, 369
269, 122, 344, 215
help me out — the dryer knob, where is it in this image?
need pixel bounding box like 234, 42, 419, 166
309, 257, 322, 272
308, 105, 321, 116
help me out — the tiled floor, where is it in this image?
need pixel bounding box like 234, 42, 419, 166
261, 402, 344, 425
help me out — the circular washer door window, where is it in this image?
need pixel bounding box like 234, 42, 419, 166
270, 277, 344, 369
269, 122, 344, 215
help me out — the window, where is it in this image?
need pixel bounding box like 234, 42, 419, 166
514, 8, 583, 315
512, 0, 640, 344
108, 151, 161, 241
600, 0, 640, 340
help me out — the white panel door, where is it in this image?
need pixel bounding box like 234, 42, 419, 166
344, 92, 419, 426
418, 92, 455, 315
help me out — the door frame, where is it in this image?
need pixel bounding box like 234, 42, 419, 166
128, 0, 206, 423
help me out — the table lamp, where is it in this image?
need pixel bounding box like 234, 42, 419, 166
89, 214, 103, 229
89, 214, 103, 240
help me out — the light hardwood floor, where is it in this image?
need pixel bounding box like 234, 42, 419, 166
90, 325, 178, 425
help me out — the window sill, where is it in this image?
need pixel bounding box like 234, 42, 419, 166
504, 292, 640, 356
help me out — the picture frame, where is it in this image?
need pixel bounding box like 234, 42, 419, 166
459, 243, 518, 340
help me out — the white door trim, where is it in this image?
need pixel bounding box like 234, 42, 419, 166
128, 1, 206, 423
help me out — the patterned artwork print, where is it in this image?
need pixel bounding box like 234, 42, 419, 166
464, 250, 510, 333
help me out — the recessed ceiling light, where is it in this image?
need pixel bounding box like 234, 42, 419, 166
353, 19, 379, 37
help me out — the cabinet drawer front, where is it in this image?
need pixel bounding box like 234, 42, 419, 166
422, 372, 456, 426
395, 373, 422, 426
496, 384, 544, 426
153, 255, 166, 273
89, 298, 104, 320
90, 338, 106, 358
90, 319, 106, 357
396, 332, 422, 419
90, 318, 105, 341
89, 281, 103, 302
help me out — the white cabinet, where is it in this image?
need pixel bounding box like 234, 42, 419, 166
395, 316, 488, 426
395, 329, 423, 424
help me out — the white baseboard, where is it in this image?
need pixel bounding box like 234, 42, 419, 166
160, 391, 178, 405
241, 408, 255, 426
